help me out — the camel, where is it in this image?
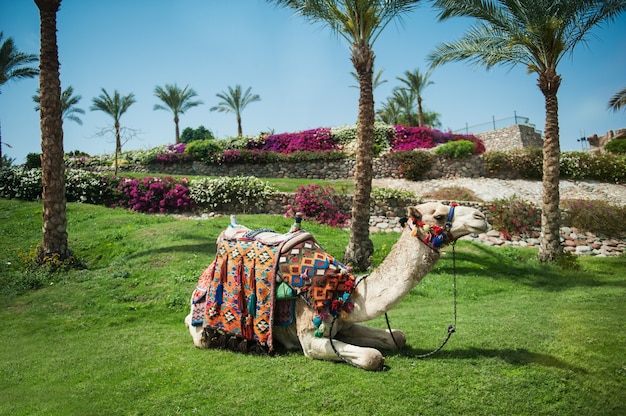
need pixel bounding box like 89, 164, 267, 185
185, 202, 489, 371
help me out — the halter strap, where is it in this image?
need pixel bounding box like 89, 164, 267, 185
402, 203, 458, 250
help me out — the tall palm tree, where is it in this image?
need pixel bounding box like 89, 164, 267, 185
90, 88, 136, 175
391, 87, 416, 126
35, 0, 70, 262
396, 68, 433, 126
0, 31, 39, 167
268, 0, 422, 271
428, 0, 626, 263
608, 86, 626, 111
33, 85, 85, 125
154, 83, 203, 143
350, 67, 387, 90
210, 84, 260, 137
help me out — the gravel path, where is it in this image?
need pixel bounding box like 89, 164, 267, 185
372, 178, 626, 206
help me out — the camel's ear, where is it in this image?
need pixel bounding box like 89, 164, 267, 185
407, 206, 422, 221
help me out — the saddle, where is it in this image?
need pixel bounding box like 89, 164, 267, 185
190, 217, 356, 354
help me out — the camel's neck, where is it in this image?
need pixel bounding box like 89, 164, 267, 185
346, 228, 441, 322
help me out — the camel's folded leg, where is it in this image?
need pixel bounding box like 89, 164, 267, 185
335, 323, 406, 350
299, 332, 385, 371
185, 313, 208, 349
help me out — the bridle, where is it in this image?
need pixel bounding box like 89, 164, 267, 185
402, 203, 458, 251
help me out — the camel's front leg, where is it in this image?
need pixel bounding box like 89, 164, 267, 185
336, 323, 406, 351
299, 332, 385, 371
295, 302, 384, 370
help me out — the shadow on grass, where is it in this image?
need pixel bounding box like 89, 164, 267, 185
396, 345, 587, 373
435, 242, 626, 291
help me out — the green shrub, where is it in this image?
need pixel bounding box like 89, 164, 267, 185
180, 125, 215, 143
371, 187, 417, 201
25, 153, 42, 169
433, 139, 476, 158
604, 138, 626, 155
562, 199, 626, 237
486, 196, 541, 236
0, 167, 42, 200
386, 150, 434, 181
484, 147, 543, 180
561, 151, 626, 183
184, 139, 223, 162
65, 169, 121, 205
188, 176, 277, 213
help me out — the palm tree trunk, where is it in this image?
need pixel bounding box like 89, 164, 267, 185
343, 44, 375, 271
174, 114, 180, 144
35, 0, 69, 261
237, 114, 243, 137
114, 120, 120, 175
537, 69, 563, 262
417, 96, 424, 127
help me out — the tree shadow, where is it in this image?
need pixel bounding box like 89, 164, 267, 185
433, 242, 626, 292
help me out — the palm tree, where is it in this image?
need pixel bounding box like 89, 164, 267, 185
154, 83, 203, 143
90, 88, 136, 175
428, 0, 626, 263
396, 68, 433, 126
33, 85, 85, 125
34, 0, 70, 262
350, 67, 387, 90
608, 86, 626, 111
268, 0, 422, 270
0, 31, 39, 168
391, 87, 416, 126
376, 97, 402, 125
210, 85, 260, 137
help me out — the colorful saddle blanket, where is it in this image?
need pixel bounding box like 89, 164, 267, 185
191, 228, 356, 353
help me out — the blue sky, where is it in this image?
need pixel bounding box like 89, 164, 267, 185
1, 0, 625, 164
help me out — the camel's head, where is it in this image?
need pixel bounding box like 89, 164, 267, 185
405, 202, 489, 249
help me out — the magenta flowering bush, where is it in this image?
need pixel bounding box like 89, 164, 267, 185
155, 143, 191, 164
390, 126, 485, 154
118, 176, 194, 213
286, 184, 350, 228
253, 128, 339, 154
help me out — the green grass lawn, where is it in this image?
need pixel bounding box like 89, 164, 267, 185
1, 199, 625, 415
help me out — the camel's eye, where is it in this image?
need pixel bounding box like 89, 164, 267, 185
434, 214, 445, 221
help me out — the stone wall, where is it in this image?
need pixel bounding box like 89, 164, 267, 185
143, 155, 488, 181
477, 124, 543, 151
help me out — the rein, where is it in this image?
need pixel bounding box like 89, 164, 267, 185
385, 241, 458, 359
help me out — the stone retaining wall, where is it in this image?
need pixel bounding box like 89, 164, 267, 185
140, 155, 493, 180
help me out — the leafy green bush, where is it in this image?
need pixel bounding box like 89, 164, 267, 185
188, 176, 277, 213
184, 139, 223, 162
385, 150, 434, 181
0, 167, 42, 200
180, 125, 215, 143
484, 147, 543, 180
561, 151, 626, 183
562, 199, 626, 237
65, 169, 121, 205
486, 196, 541, 236
433, 139, 476, 158
371, 187, 417, 201
604, 139, 626, 155
331, 122, 395, 155
25, 153, 42, 169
